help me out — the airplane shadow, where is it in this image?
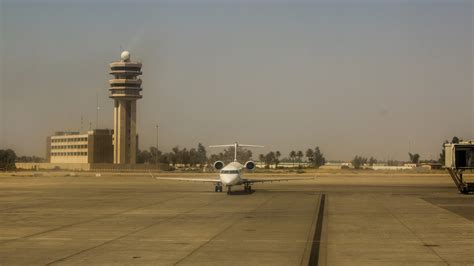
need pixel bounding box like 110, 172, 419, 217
227, 190, 255, 196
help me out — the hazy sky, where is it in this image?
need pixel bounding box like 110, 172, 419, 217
0, 0, 472, 161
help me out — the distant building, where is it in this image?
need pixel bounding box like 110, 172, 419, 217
370, 165, 415, 170
420, 163, 443, 170
320, 162, 352, 170
47, 129, 114, 164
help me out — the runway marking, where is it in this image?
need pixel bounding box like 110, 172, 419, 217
308, 194, 325, 266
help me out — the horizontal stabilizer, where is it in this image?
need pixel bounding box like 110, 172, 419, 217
209, 144, 264, 148
209, 142, 263, 162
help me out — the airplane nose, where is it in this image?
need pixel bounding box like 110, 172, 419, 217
221, 174, 239, 185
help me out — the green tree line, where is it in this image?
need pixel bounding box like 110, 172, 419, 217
137, 145, 327, 169
258, 146, 326, 168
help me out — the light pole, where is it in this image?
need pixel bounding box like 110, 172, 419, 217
155, 124, 159, 164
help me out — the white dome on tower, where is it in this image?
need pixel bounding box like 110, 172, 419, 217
120, 51, 130, 61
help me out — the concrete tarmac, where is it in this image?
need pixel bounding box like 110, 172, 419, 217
0, 172, 473, 265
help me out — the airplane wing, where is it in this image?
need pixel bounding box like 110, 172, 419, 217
241, 177, 315, 184
149, 172, 220, 183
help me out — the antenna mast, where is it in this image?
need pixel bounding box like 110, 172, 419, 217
96, 88, 100, 129
80, 115, 84, 132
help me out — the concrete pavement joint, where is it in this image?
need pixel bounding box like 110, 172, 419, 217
174, 194, 277, 265
0, 195, 185, 245
45, 195, 229, 265
371, 195, 450, 266
0, 189, 130, 213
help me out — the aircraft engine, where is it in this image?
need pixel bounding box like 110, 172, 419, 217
245, 161, 256, 170
213, 161, 225, 170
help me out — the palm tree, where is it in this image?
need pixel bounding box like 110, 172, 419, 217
275, 151, 281, 168
289, 151, 296, 167
259, 154, 265, 168
297, 150, 304, 167
305, 149, 314, 165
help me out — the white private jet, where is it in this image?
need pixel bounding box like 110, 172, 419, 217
150, 142, 313, 195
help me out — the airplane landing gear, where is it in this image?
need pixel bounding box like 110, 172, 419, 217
227, 186, 232, 195
215, 185, 223, 192
244, 184, 252, 193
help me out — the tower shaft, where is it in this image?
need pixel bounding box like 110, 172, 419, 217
113, 100, 137, 164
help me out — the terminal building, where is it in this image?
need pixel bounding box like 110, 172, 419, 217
46, 129, 114, 164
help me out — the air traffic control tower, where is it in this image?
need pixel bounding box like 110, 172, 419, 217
109, 51, 142, 164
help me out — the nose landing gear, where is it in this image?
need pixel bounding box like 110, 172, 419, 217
214, 185, 223, 192
244, 184, 252, 193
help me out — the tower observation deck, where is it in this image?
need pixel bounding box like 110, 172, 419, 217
109, 51, 142, 164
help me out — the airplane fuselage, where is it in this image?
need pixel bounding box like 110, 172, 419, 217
219, 162, 244, 186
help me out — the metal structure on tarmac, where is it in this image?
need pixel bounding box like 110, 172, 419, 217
444, 141, 474, 194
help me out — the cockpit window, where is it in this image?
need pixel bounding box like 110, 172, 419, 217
221, 170, 239, 174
